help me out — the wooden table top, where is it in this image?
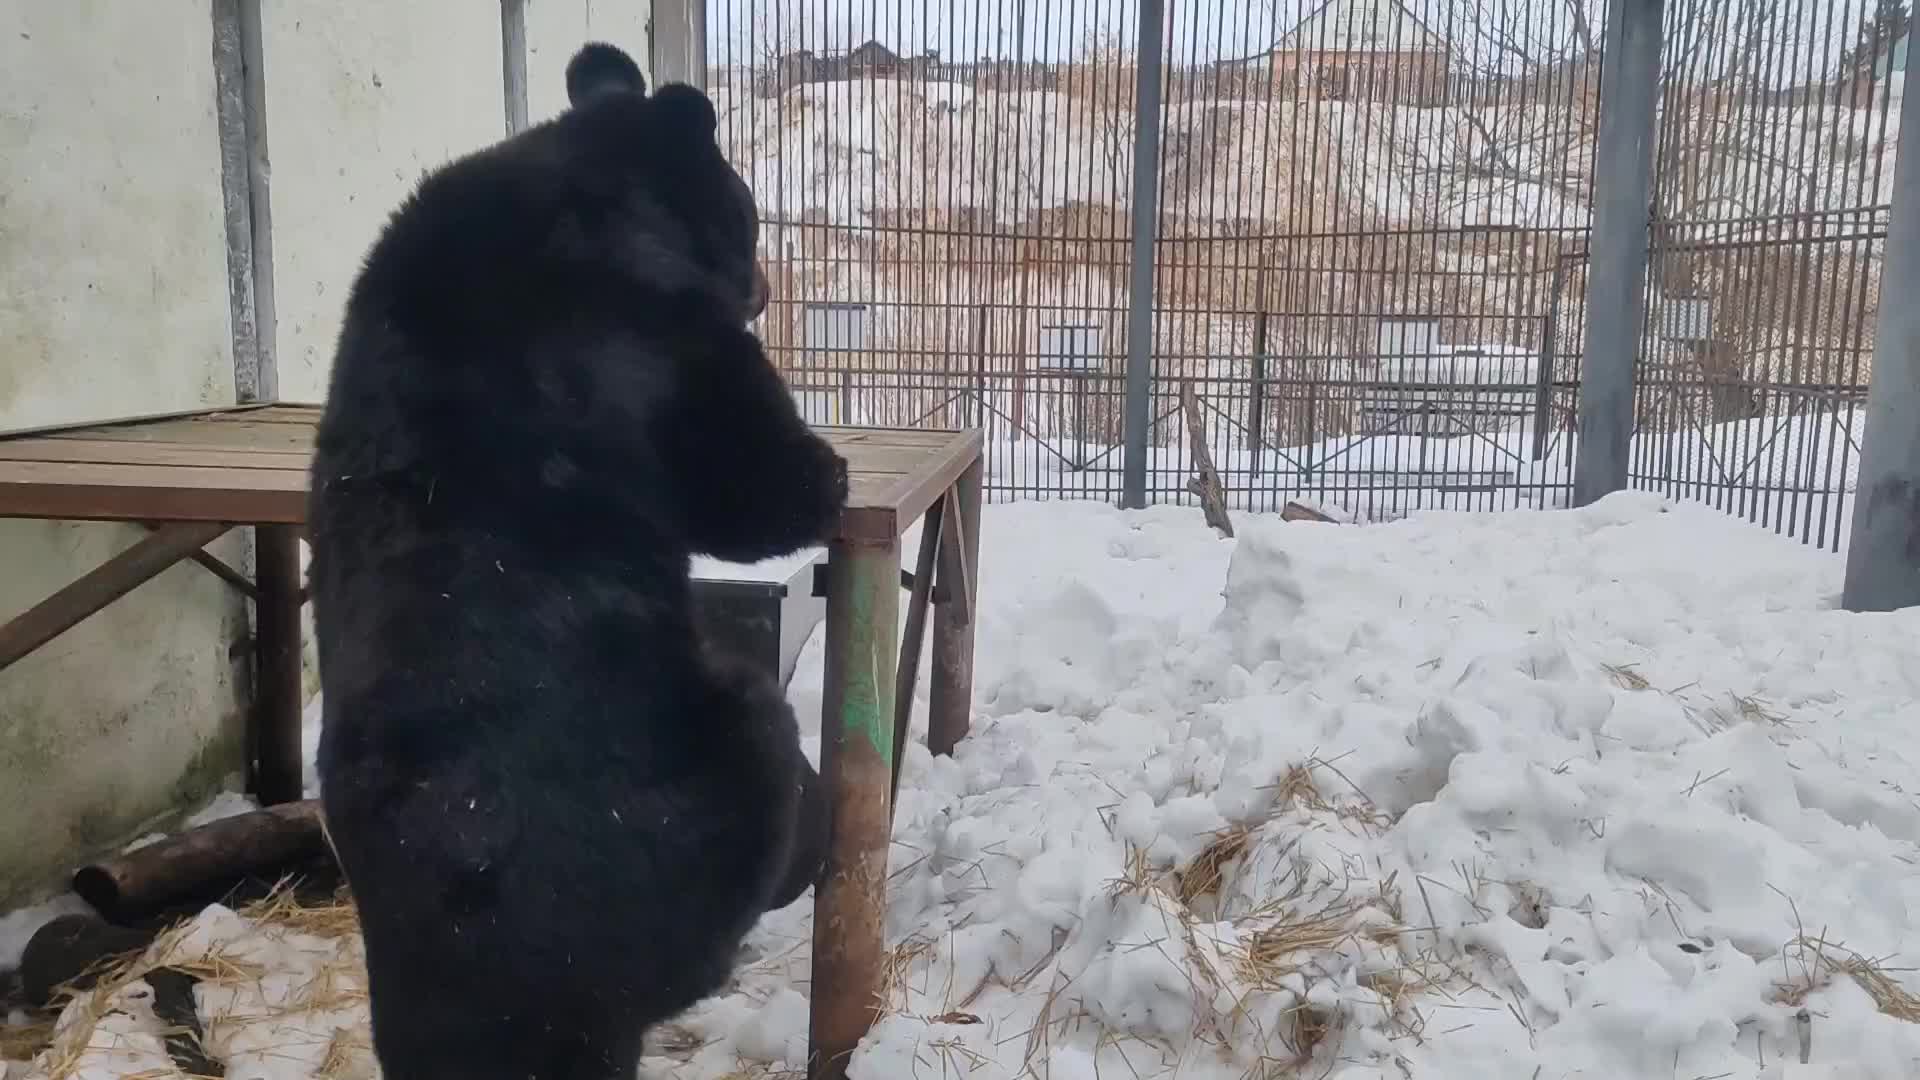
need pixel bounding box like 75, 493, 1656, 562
0, 404, 981, 544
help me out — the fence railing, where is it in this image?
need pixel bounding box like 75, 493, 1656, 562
708, 0, 1900, 550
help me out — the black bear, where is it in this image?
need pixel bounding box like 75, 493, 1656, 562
306, 42, 844, 1080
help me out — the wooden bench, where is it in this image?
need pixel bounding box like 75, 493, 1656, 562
0, 402, 985, 1080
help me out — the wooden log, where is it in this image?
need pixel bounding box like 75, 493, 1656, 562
1180, 382, 1235, 538
71, 800, 327, 923
1281, 500, 1338, 523
17, 914, 159, 1006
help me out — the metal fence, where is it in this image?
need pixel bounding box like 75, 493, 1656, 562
702, 0, 1903, 548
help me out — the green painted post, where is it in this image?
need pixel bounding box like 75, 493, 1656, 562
808, 538, 901, 1080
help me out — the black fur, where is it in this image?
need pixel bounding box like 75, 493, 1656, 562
307, 42, 844, 1080
565, 42, 646, 104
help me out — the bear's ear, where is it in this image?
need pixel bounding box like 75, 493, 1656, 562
566, 43, 646, 106
650, 83, 719, 140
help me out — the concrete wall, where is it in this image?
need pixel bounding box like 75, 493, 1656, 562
264, 4, 508, 402
526, 0, 654, 123
0, 1, 251, 904
0, 0, 664, 907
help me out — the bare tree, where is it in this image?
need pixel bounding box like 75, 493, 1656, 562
1064, 29, 1138, 205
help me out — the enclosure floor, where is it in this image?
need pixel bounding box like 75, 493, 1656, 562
7, 494, 1920, 1079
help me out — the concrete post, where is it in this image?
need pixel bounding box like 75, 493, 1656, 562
502, 0, 529, 135
1842, 79, 1920, 612
211, 0, 276, 404
1573, 0, 1663, 505
650, 0, 707, 87
1120, 0, 1166, 509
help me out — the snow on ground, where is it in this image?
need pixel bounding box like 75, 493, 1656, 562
8, 494, 1920, 1079
977, 405, 1866, 549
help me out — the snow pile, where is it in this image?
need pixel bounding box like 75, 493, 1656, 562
8, 495, 1920, 1079
693, 495, 1920, 1079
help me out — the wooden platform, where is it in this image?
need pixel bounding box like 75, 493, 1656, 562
0, 401, 985, 1080
0, 403, 978, 542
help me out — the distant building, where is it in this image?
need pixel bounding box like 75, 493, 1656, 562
760, 40, 943, 96
931, 58, 1058, 91
1872, 31, 1908, 80
1218, 0, 1453, 106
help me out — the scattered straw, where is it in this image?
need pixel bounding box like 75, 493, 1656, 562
879, 936, 938, 1017
1604, 664, 1650, 691
1773, 935, 1920, 1023
315, 1026, 373, 1080
1238, 905, 1361, 990
1288, 1002, 1341, 1062
1174, 825, 1254, 907
240, 880, 361, 940
0, 1015, 56, 1062
1273, 764, 1330, 811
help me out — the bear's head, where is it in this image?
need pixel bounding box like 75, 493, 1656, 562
560, 43, 770, 323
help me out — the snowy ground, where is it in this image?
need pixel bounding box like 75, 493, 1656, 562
7, 494, 1920, 1079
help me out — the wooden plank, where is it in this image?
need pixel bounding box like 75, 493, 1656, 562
140, 523, 258, 600
0, 485, 306, 526
207, 404, 321, 423
48, 421, 316, 449
0, 459, 306, 494
865, 430, 983, 535
821, 429, 963, 450
0, 403, 272, 443
928, 458, 982, 759
937, 491, 974, 625
0, 418, 979, 544
891, 496, 943, 812
838, 445, 968, 475
0, 439, 313, 470
0, 522, 234, 670
0, 460, 306, 525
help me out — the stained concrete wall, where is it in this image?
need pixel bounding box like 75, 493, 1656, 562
264, 5, 509, 402
264, 1, 656, 402
1, 1, 663, 907
0, 1, 251, 904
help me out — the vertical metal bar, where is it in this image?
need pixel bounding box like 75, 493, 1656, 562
214, 0, 284, 799
1842, 78, 1920, 613
650, 0, 708, 87
211, 0, 258, 404
928, 457, 982, 758
808, 539, 901, 1080
1120, 0, 1165, 510
501, 0, 529, 136
1250, 307, 1269, 478
237, 0, 276, 402
1573, 0, 1663, 506
252, 526, 304, 805
972, 305, 990, 432
213, 0, 276, 404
